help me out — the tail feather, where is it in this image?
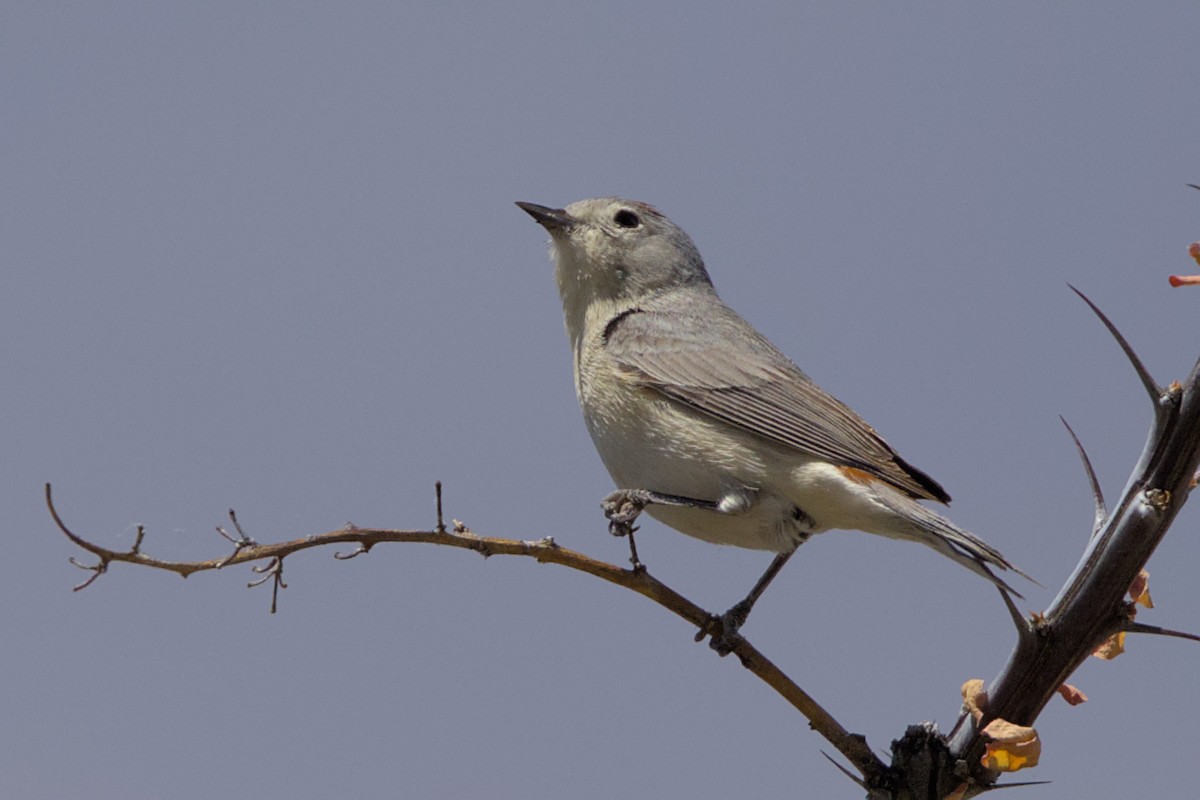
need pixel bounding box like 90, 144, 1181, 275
874, 491, 1032, 597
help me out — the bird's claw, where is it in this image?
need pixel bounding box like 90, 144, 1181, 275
602, 490, 649, 538
601, 490, 649, 571
706, 600, 751, 656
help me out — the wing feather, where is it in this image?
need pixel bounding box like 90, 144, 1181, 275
603, 306, 950, 502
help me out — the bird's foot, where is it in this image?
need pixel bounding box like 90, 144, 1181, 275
601, 490, 650, 571
704, 600, 751, 656
601, 489, 651, 537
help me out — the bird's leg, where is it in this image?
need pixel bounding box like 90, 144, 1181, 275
601, 489, 721, 571
709, 549, 796, 655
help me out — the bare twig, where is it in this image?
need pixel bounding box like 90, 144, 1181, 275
248, 556, 286, 613
67, 555, 107, 591
333, 542, 371, 560
435, 480, 446, 534
46, 482, 885, 785
216, 509, 257, 569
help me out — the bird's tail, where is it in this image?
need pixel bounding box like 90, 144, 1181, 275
874, 491, 1032, 598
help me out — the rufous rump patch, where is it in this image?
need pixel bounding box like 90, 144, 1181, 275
837, 466, 878, 485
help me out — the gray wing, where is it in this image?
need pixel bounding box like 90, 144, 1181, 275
603, 304, 951, 503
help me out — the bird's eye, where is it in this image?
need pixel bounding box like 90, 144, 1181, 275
613, 209, 640, 229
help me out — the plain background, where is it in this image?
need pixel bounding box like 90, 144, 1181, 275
4, 4, 1199, 798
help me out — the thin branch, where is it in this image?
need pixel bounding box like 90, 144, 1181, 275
248, 556, 286, 613
67, 555, 107, 591
216, 509, 258, 568
435, 480, 446, 534
45, 482, 886, 786
333, 539, 372, 560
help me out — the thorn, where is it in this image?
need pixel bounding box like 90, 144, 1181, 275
1124, 621, 1200, 643
819, 751, 865, 788
1069, 286, 1161, 403
1059, 416, 1107, 537
997, 583, 1029, 638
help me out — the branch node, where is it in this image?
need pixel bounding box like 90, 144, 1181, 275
68, 555, 108, 591
1141, 488, 1172, 513
215, 508, 258, 568
131, 525, 146, 555
248, 556, 286, 613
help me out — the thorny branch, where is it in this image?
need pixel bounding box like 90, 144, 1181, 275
48, 288, 1200, 798
934, 291, 1200, 792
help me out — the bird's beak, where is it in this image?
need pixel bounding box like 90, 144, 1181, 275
516, 201, 576, 232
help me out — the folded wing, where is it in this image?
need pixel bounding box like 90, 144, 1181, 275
603, 305, 951, 503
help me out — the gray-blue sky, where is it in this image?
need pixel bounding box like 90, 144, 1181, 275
4, 3, 1199, 798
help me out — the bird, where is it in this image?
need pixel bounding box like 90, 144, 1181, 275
517, 197, 1025, 651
